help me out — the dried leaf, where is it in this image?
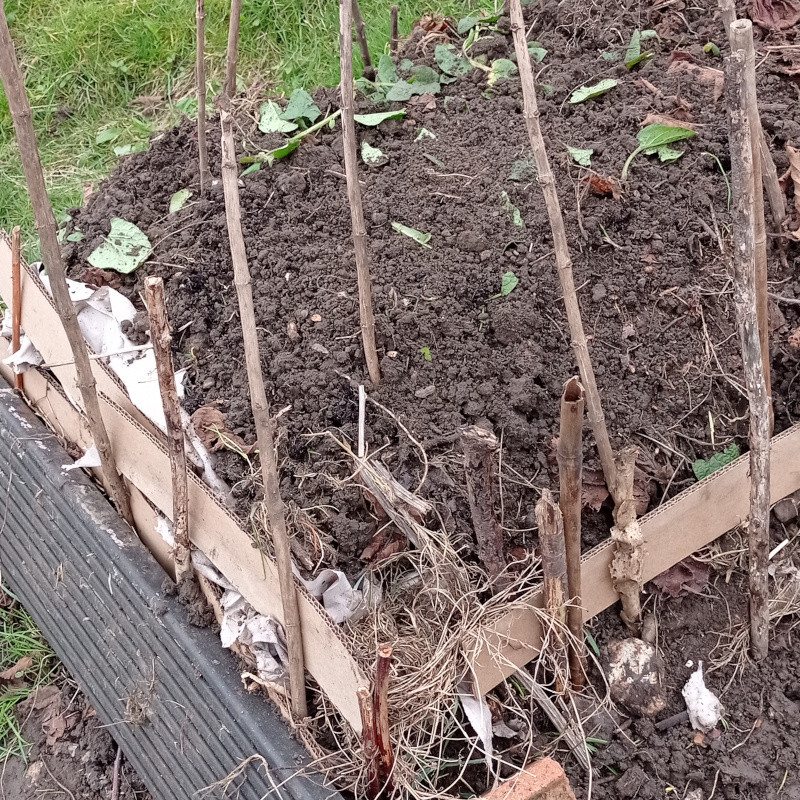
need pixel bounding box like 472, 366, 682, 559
585, 174, 623, 200
409, 93, 437, 112
667, 59, 724, 102
0, 655, 33, 686
788, 328, 800, 350
785, 144, 800, 233
650, 557, 710, 597
752, 0, 800, 29
191, 406, 255, 457
582, 468, 610, 511
641, 113, 697, 132
79, 267, 122, 290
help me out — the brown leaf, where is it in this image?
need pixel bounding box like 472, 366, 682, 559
585, 174, 623, 200
667, 60, 724, 102
0, 655, 33, 686
785, 144, 800, 234
650, 557, 710, 597
79, 267, 122, 290
190, 405, 255, 457
752, 0, 800, 29
582, 468, 610, 511
641, 113, 697, 132
789, 328, 800, 351
409, 93, 437, 112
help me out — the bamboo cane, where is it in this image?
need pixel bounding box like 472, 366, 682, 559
390, 6, 399, 58
196, 0, 211, 194
339, 0, 381, 386
352, 0, 375, 81
219, 103, 308, 716
507, 0, 619, 502
725, 50, 771, 660
373, 645, 395, 790
144, 277, 192, 584
10, 225, 22, 392
0, 3, 133, 525
557, 377, 586, 689
224, 0, 242, 99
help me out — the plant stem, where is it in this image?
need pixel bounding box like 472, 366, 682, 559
351, 0, 374, 81
196, 0, 211, 194
373, 645, 395, 790
0, 3, 133, 525
339, 0, 381, 386
10, 225, 22, 392
357, 686, 381, 800
224, 0, 241, 99
621, 146, 643, 181
219, 102, 308, 717
144, 276, 192, 584
390, 6, 399, 57
725, 50, 771, 661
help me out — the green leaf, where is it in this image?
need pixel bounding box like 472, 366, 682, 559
569, 79, 618, 103
361, 141, 387, 166
528, 41, 547, 62
270, 138, 302, 162
703, 41, 721, 56
399, 58, 414, 73
457, 13, 483, 34
435, 44, 471, 77
175, 96, 198, 117
488, 58, 517, 86
415, 128, 436, 141
622, 123, 695, 179
385, 80, 414, 102
602, 51, 621, 61
240, 162, 261, 177
88, 218, 152, 274
353, 109, 406, 126
692, 444, 740, 481
65, 230, 84, 243
420, 346, 432, 362
281, 88, 320, 123
377, 54, 398, 85
645, 144, 685, 162
410, 65, 441, 94
500, 271, 519, 296
501, 191, 524, 227
392, 221, 432, 248
96, 127, 122, 144
258, 101, 298, 134
169, 189, 192, 214
567, 146, 593, 167
510, 156, 536, 182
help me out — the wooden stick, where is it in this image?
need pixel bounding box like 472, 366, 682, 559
196, 0, 211, 194
373, 645, 395, 790
224, 0, 242, 99
508, 0, 619, 503
357, 687, 381, 800
10, 225, 22, 391
389, 6, 399, 58
144, 276, 192, 584
339, 0, 381, 386
460, 425, 506, 583
729, 20, 772, 432
536, 489, 569, 693
351, 0, 375, 81
725, 50, 771, 661
219, 102, 308, 717
0, 6, 133, 525
557, 377, 585, 689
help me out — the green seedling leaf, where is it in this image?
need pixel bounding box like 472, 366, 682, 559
270, 138, 302, 162
175, 96, 198, 117
392, 221, 432, 248
703, 41, 721, 56
281, 88, 321, 124
88, 218, 152, 274
457, 12, 500, 33
66, 230, 85, 243
646, 144, 684, 162
625, 30, 654, 69
258, 101, 298, 134
415, 128, 436, 141
692, 444, 740, 481
377, 53, 398, 85
528, 41, 547, 62
585, 630, 601, 658
385, 80, 414, 102
488, 58, 517, 86
169, 189, 192, 214
501, 191, 524, 227
96, 127, 122, 144
622, 122, 695, 179
435, 44, 471, 77
422, 153, 446, 168
569, 78, 618, 103
240, 162, 261, 177
354, 109, 406, 126
510, 156, 536, 182
361, 141, 387, 166
602, 50, 621, 61
410, 65, 441, 94
399, 58, 414, 73
420, 346, 432, 362
567, 146, 594, 167
500, 270, 519, 296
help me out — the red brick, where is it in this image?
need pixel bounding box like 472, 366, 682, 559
482, 758, 576, 800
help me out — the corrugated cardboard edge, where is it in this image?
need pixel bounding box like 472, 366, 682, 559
0, 233, 367, 731
467, 421, 800, 695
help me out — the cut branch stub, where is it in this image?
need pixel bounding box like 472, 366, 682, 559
459, 424, 506, 583
357, 686, 381, 800
373, 645, 395, 790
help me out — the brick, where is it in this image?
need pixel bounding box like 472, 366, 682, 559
482, 758, 576, 800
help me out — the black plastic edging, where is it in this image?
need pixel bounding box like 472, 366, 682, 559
0, 379, 343, 800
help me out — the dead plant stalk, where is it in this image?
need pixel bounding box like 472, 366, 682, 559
351, 0, 374, 81
373, 646, 395, 790
0, 3, 133, 524
390, 6, 399, 57
219, 104, 308, 717
144, 276, 192, 583
725, 50, 771, 660
339, 0, 381, 386
196, 0, 211, 193
224, 0, 241, 99
507, 0, 619, 501
11, 225, 22, 391
358, 687, 381, 800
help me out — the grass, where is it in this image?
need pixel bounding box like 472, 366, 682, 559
1, 0, 479, 255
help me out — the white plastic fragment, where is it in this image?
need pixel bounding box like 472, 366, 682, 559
2, 309, 44, 373
62, 444, 101, 472
682, 662, 724, 732
457, 687, 494, 773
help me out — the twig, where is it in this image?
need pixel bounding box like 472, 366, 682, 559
557, 377, 586, 689
769, 292, 800, 306
536, 489, 569, 694
358, 384, 366, 459
373, 646, 395, 791
339, 0, 381, 386
357, 687, 381, 800
196, 0, 211, 193
459, 425, 506, 584
655, 710, 689, 731
390, 6, 399, 57
729, 20, 772, 432
144, 276, 192, 583
725, 50, 771, 661
224, 0, 242, 99
508, 0, 619, 502
0, 7, 133, 525
111, 745, 122, 800
219, 101, 308, 717
351, 0, 375, 81
10, 225, 22, 391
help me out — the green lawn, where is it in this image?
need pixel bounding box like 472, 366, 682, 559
0, 0, 476, 254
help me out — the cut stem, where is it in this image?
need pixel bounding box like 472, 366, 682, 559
144, 276, 192, 584
224, 0, 242, 99
373, 645, 395, 790
339, 0, 381, 386
725, 50, 771, 661
357, 686, 381, 800
508, 0, 619, 502
352, 0, 375, 81
0, 6, 132, 525
196, 0, 211, 194
219, 103, 308, 717
390, 6, 399, 57
11, 225, 22, 392
557, 377, 586, 689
